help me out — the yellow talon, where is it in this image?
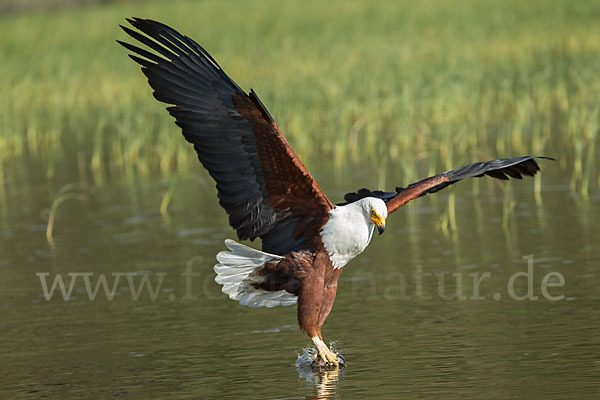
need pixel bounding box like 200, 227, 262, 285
311, 336, 340, 368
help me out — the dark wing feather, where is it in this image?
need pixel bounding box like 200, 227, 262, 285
119, 18, 333, 254
340, 156, 553, 213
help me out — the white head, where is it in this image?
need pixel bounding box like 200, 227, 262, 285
358, 197, 388, 235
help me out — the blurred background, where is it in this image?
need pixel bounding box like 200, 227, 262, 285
2, 0, 599, 188
1, 0, 599, 399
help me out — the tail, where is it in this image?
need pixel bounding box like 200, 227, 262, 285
214, 239, 298, 308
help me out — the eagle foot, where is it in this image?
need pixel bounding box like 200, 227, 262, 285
310, 336, 344, 369
311, 352, 345, 369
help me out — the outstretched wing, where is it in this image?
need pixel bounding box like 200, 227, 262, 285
119, 18, 333, 254
341, 156, 553, 213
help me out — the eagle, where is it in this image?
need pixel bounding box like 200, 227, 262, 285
119, 18, 551, 368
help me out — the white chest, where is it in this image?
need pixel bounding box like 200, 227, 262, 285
319, 205, 375, 269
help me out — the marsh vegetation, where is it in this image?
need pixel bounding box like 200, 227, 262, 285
1, 0, 598, 194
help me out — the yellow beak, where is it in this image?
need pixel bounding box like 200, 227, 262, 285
371, 214, 386, 235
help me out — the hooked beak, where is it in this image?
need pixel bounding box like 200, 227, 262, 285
377, 224, 386, 235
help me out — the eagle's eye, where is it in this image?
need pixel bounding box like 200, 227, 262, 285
371, 210, 376, 216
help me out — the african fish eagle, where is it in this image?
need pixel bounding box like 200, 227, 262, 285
119, 18, 552, 368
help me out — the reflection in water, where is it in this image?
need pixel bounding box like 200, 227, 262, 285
297, 363, 343, 399
296, 346, 344, 399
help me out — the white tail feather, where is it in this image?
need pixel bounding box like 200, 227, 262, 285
214, 239, 298, 308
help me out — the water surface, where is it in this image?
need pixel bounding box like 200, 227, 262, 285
1, 163, 599, 399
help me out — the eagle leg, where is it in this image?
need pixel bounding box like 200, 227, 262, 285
311, 270, 344, 368
298, 251, 344, 368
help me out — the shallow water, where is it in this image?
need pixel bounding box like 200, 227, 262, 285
1, 163, 599, 399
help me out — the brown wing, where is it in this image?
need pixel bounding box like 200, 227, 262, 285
119, 18, 333, 254
341, 156, 554, 214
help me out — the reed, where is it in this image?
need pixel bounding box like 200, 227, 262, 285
45, 183, 92, 248
1, 0, 597, 193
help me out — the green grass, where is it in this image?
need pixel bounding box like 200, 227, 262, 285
1, 0, 599, 192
